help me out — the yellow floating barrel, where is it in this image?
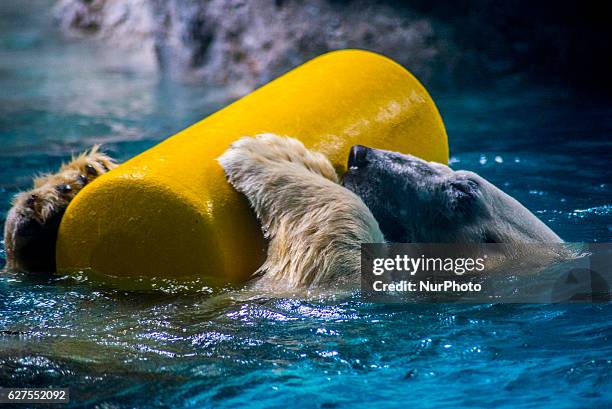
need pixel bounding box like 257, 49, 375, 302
56, 49, 448, 289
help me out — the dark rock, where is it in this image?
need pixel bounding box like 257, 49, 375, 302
54, 0, 157, 68
54, 0, 445, 93
52, 0, 612, 93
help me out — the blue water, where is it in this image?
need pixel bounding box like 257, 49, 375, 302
1, 2, 611, 408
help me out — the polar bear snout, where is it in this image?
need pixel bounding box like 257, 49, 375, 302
348, 145, 369, 169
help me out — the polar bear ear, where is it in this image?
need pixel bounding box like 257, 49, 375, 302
443, 176, 480, 219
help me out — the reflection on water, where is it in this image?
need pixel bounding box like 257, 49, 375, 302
1, 1, 611, 408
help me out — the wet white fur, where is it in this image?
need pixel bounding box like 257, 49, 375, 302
218, 134, 384, 289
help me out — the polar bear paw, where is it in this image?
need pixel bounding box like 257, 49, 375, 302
3, 145, 117, 272
220, 133, 338, 184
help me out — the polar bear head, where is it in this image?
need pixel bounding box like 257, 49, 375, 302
342, 145, 562, 243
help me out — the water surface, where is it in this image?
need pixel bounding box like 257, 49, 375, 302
1, 2, 611, 408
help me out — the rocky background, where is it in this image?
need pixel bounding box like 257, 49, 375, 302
54, 0, 612, 94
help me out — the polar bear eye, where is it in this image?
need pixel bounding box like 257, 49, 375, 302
446, 178, 479, 217
451, 178, 479, 195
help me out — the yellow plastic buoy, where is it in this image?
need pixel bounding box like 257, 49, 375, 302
56, 50, 448, 289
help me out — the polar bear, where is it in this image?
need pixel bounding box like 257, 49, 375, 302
3, 135, 564, 289
219, 135, 564, 289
